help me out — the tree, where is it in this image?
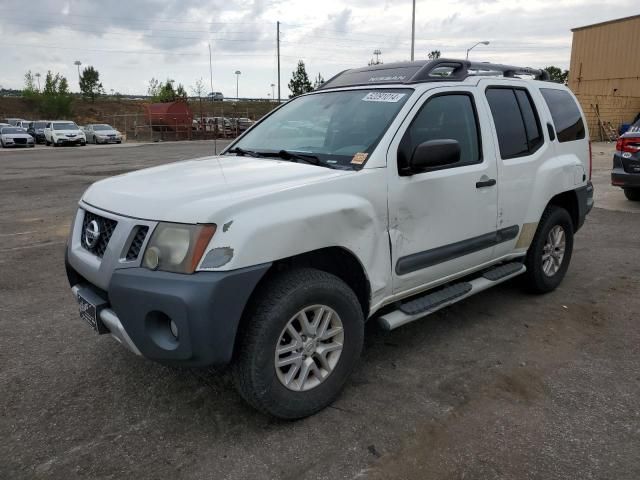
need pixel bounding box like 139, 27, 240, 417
313, 73, 325, 90
23, 71, 38, 97
79, 66, 104, 102
148, 77, 187, 102
38, 70, 72, 117
175, 83, 187, 100
288, 60, 313, 98
191, 78, 206, 130
148, 77, 161, 98
544, 66, 569, 85
428, 50, 441, 60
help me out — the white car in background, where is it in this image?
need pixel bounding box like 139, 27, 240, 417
44, 121, 86, 147
84, 124, 123, 144
1, 126, 35, 148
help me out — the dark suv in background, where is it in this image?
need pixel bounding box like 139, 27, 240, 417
612, 118, 640, 201
27, 121, 49, 144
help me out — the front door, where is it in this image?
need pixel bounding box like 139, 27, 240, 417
387, 87, 501, 294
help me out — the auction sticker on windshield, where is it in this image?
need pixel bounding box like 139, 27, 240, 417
362, 92, 406, 103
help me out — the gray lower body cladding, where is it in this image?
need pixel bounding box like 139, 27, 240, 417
575, 181, 594, 230
66, 258, 271, 366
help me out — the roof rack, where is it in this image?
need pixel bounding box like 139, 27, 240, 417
318, 58, 550, 90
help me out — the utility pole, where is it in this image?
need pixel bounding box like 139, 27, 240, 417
270, 83, 275, 102
208, 43, 214, 99
410, 0, 416, 61
277, 21, 281, 104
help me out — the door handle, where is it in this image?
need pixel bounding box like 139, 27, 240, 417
476, 178, 496, 188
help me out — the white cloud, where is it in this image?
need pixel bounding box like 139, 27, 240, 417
0, 0, 638, 97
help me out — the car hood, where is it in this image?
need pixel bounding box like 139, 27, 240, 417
2, 133, 31, 139
82, 155, 351, 223
94, 129, 119, 135
53, 129, 83, 135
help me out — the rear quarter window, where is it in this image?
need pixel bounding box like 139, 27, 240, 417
540, 88, 585, 142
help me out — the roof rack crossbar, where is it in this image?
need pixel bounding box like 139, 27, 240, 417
410, 58, 549, 82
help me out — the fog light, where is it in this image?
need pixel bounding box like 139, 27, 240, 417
143, 246, 160, 270
169, 320, 179, 339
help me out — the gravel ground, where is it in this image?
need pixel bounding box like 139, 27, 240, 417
0, 141, 638, 479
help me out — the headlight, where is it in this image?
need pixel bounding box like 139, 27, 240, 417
142, 223, 216, 273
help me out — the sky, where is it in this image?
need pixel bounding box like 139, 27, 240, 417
0, 0, 637, 98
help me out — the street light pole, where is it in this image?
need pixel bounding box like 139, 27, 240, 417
235, 70, 241, 100
270, 83, 275, 103
74, 60, 82, 85
410, 0, 416, 61
466, 41, 490, 60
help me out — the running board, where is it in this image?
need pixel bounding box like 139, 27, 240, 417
378, 262, 526, 331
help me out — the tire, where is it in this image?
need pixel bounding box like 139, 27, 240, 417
232, 268, 364, 419
81, 141, 86, 146
45, 139, 50, 146
623, 188, 640, 201
523, 205, 574, 293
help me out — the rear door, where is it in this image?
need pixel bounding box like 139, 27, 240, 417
480, 80, 555, 258
387, 87, 500, 294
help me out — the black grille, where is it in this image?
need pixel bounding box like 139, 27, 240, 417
81, 211, 117, 258
14, 138, 27, 144
126, 226, 149, 261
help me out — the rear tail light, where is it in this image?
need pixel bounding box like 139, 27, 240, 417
616, 136, 640, 154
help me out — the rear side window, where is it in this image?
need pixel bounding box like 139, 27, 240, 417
540, 88, 585, 142
486, 87, 543, 159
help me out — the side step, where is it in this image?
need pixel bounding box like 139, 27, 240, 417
379, 262, 526, 331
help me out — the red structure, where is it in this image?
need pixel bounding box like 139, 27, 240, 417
145, 101, 193, 138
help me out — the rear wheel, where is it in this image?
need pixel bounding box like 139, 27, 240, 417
232, 268, 364, 419
523, 205, 574, 293
623, 188, 640, 201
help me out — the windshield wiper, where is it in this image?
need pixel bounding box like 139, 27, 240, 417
274, 150, 337, 169
227, 147, 263, 158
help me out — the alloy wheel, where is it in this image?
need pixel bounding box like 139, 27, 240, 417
274, 305, 344, 392
542, 225, 566, 276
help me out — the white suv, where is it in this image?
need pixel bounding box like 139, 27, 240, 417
44, 121, 86, 146
66, 59, 593, 419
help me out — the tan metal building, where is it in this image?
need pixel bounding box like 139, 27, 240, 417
568, 14, 640, 140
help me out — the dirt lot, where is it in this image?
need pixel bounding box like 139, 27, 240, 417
0, 142, 638, 479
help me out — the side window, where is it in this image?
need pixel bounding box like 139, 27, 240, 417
398, 93, 481, 172
486, 88, 528, 158
514, 89, 543, 151
486, 87, 543, 159
540, 88, 585, 142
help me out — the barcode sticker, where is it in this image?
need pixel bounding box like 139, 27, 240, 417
362, 92, 406, 103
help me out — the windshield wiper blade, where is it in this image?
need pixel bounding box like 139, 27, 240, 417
276, 150, 337, 169
227, 147, 263, 158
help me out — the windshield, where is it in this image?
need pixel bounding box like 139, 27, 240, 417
93, 124, 113, 131
53, 122, 78, 130
2, 127, 24, 134
230, 88, 412, 168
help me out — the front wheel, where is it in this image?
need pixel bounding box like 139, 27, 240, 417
624, 188, 640, 201
524, 205, 574, 293
232, 268, 364, 419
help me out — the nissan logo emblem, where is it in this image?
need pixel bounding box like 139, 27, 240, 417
84, 220, 101, 248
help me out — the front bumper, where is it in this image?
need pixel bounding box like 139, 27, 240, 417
66, 257, 270, 366
54, 137, 85, 145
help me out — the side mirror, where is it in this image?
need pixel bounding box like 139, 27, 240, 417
410, 139, 461, 171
